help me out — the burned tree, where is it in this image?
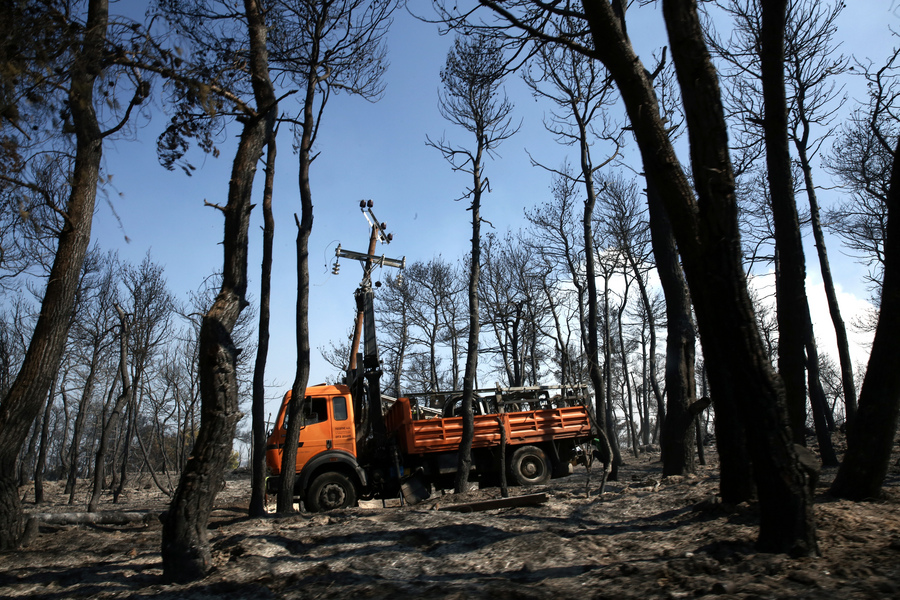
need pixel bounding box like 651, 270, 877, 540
160, 0, 277, 582
427, 34, 518, 493
267, 0, 397, 514
0, 0, 152, 549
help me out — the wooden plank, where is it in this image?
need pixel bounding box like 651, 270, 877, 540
437, 493, 548, 513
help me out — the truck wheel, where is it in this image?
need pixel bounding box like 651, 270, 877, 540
306, 472, 357, 512
509, 445, 551, 486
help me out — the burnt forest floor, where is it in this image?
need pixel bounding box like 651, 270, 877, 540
2, 440, 900, 599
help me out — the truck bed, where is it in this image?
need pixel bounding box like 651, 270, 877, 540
384, 397, 592, 455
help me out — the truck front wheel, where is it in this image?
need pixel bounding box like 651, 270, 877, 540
509, 445, 551, 486
306, 472, 358, 512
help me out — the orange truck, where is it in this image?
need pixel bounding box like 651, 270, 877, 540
265, 383, 595, 511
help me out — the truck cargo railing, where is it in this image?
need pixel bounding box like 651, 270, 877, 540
383, 396, 592, 455
398, 383, 592, 420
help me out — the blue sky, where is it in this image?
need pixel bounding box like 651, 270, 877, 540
93, 3, 896, 419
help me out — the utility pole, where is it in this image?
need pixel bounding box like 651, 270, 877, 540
332, 200, 404, 453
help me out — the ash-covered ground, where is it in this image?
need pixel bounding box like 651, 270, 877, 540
3, 446, 900, 599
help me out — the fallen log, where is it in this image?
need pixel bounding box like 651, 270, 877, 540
26, 511, 156, 526
437, 493, 548, 513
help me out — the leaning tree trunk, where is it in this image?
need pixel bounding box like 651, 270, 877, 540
0, 0, 107, 550
161, 139, 266, 578
830, 137, 900, 500
113, 400, 136, 504
161, 0, 276, 581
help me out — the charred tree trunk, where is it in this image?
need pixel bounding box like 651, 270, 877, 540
276, 6, 321, 515
249, 128, 277, 519
113, 400, 135, 504
0, 0, 107, 550
601, 270, 623, 479
647, 182, 698, 476
19, 414, 40, 488
161, 0, 276, 581
761, 0, 810, 447
618, 301, 638, 458
58, 386, 72, 484
695, 415, 706, 466
798, 287, 837, 466
455, 143, 484, 495
629, 255, 663, 439
806, 329, 838, 467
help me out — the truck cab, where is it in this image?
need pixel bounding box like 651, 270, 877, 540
265, 384, 367, 511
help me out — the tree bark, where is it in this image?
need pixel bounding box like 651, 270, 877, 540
0, 0, 107, 550
161, 0, 276, 581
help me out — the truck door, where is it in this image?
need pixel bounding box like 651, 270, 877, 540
296, 396, 331, 470
330, 395, 355, 455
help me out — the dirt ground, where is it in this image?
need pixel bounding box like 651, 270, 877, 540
2, 445, 900, 600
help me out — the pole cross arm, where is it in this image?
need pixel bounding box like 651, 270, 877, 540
335, 245, 405, 270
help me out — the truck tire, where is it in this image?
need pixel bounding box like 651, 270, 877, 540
306, 472, 358, 512
509, 445, 551, 486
